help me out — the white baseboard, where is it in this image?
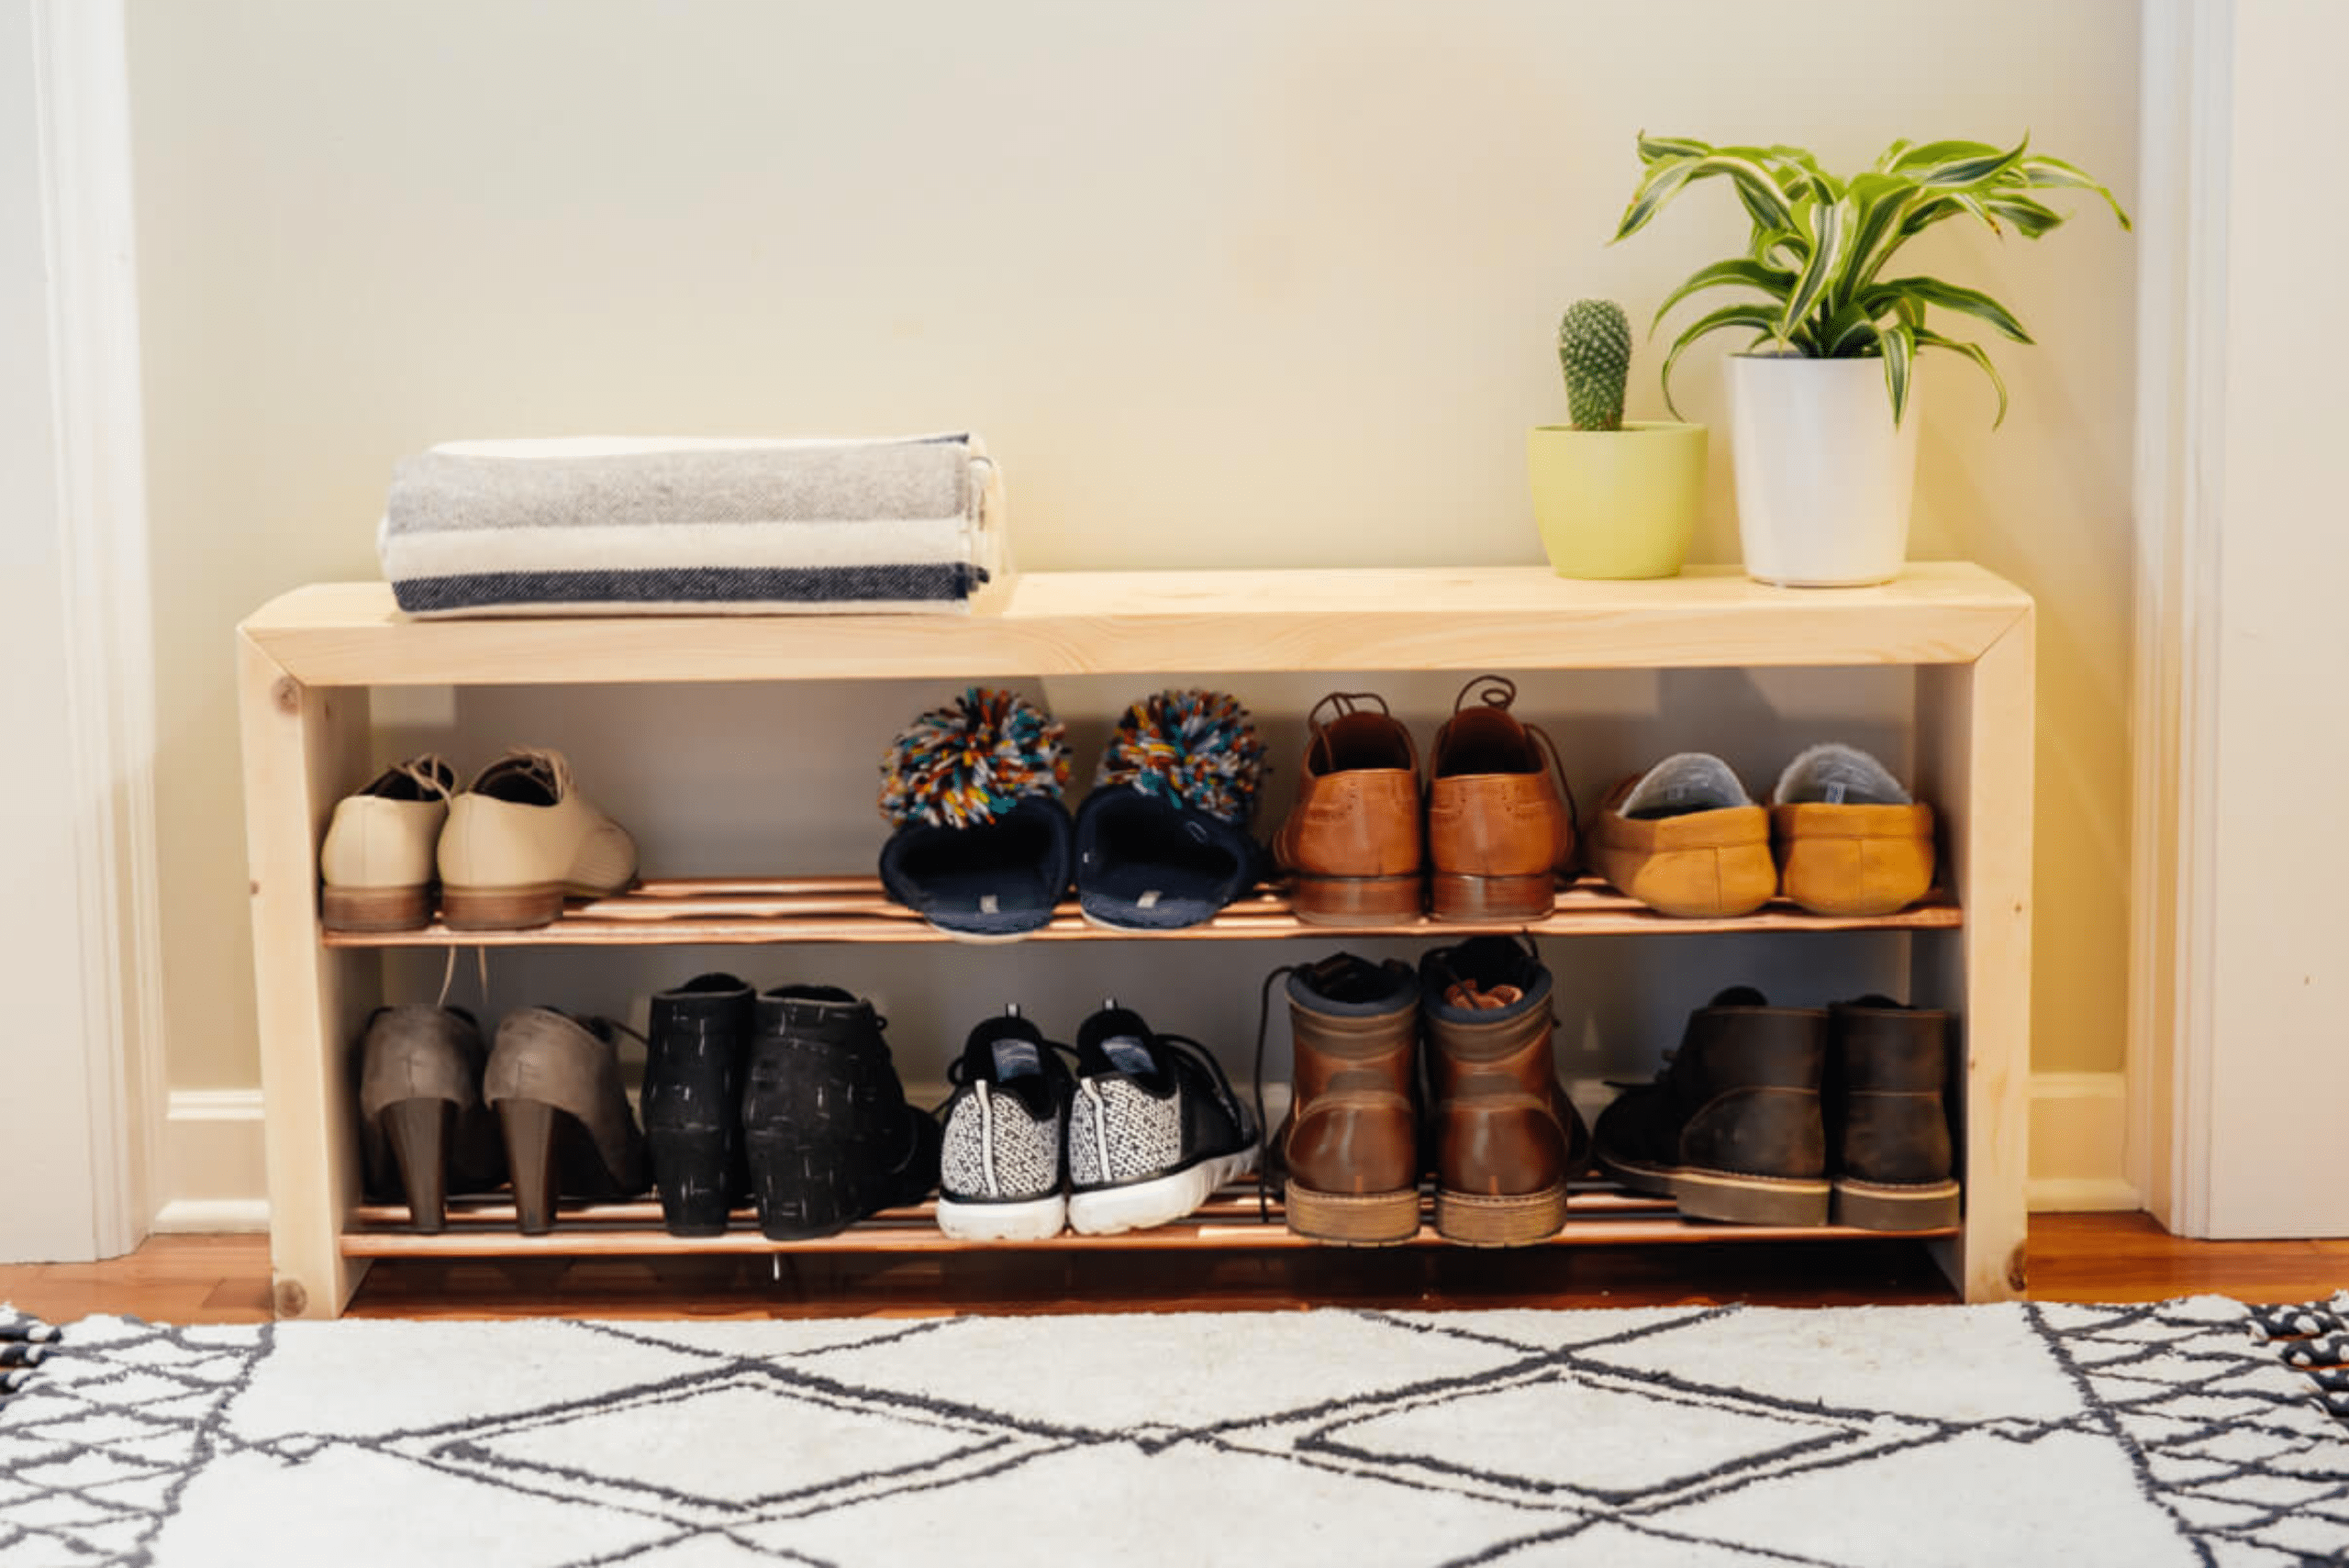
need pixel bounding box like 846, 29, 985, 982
2028, 1072, 2139, 1212
156, 1088, 268, 1232
150, 1073, 2143, 1231
150, 1197, 271, 1234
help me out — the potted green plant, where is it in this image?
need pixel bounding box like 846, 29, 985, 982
1527, 298, 1707, 579
1616, 134, 2130, 586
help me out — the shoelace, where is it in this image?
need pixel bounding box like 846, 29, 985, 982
1303, 691, 1414, 775
395, 752, 455, 801
488, 746, 573, 801
1446, 675, 1581, 852
1250, 964, 1300, 1222
435, 946, 491, 1009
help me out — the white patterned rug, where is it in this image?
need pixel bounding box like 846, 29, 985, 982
2, 1298, 2346, 1568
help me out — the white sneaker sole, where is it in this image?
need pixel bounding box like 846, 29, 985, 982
936, 1192, 1067, 1241
1067, 1147, 1258, 1236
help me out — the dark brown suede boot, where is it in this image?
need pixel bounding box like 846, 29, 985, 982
1275, 953, 1422, 1245
1419, 936, 1588, 1246
1593, 988, 1829, 1226
1830, 996, 1959, 1231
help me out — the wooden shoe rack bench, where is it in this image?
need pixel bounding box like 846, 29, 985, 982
237, 562, 2033, 1319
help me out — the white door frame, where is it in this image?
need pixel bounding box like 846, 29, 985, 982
0, 0, 164, 1262
2125, 0, 2236, 1238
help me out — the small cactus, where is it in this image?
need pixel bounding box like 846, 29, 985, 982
1558, 298, 1631, 431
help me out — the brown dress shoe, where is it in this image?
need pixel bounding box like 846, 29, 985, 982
1588, 753, 1776, 917
1591, 988, 1830, 1226
1829, 996, 1959, 1230
1427, 676, 1575, 922
1419, 936, 1588, 1246
1272, 693, 1423, 924
1275, 953, 1423, 1244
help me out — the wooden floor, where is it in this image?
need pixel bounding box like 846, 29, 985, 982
3, 1213, 2343, 1324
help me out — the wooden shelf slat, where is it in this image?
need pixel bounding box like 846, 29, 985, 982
340, 1183, 1955, 1257
322, 874, 1960, 948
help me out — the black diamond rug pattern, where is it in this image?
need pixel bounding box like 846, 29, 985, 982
0, 1299, 2343, 1567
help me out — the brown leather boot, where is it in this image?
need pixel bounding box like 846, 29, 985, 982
1272, 693, 1423, 925
1275, 953, 1422, 1244
1419, 936, 1587, 1245
1427, 676, 1575, 922
1829, 996, 1959, 1231
1592, 988, 1829, 1226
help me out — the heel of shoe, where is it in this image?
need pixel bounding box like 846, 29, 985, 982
442, 884, 566, 931
1430, 872, 1556, 923
1432, 1184, 1566, 1247
1833, 1177, 1960, 1232
379, 1098, 453, 1233
649, 1128, 736, 1237
1287, 873, 1423, 926
745, 1135, 857, 1241
1284, 1183, 1421, 1246
498, 1099, 563, 1234
1673, 1169, 1831, 1227
323, 884, 431, 933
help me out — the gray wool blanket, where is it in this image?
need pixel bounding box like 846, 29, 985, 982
377, 434, 1002, 617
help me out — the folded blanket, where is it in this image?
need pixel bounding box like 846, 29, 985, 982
378, 434, 1005, 617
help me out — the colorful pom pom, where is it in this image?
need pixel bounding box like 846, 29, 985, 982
1095, 689, 1265, 823
881, 687, 1070, 829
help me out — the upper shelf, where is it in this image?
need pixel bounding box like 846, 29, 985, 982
320, 873, 1961, 947
239, 564, 2032, 686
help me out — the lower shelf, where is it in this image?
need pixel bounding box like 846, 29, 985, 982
341, 1182, 1956, 1258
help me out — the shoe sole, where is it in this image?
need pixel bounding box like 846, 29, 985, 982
1598, 1151, 1831, 1227
1833, 1177, 1960, 1231
442, 880, 640, 931
937, 1191, 1068, 1240
1429, 872, 1557, 924
1068, 1147, 1257, 1235
322, 884, 432, 933
1432, 1182, 1567, 1247
1284, 1182, 1421, 1246
1286, 873, 1423, 926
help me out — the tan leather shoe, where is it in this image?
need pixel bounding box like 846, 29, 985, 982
319, 756, 456, 932
1770, 745, 1936, 916
1272, 693, 1423, 924
1426, 676, 1574, 922
438, 749, 638, 929
1420, 936, 1588, 1246
1588, 753, 1775, 917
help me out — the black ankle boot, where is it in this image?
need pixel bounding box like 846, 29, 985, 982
642, 972, 756, 1237
743, 985, 940, 1240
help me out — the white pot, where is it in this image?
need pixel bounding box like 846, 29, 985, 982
1727, 354, 1920, 587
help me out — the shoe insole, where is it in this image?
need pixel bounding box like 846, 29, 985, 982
899, 817, 1061, 911
1086, 811, 1237, 907
991, 1039, 1043, 1079
1622, 753, 1752, 818
1101, 1035, 1155, 1074
1774, 744, 1910, 806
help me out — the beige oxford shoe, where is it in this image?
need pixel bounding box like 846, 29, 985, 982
319, 756, 457, 932
437, 748, 638, 929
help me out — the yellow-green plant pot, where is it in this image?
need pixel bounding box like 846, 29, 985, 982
1527, 420, 1707, 580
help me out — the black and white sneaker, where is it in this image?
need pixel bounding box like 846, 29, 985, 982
935, 1008, 1076, 1240
1066, 1002, 1258, 1235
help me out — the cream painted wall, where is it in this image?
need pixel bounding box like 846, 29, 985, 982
128, 1, 2140, 1099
